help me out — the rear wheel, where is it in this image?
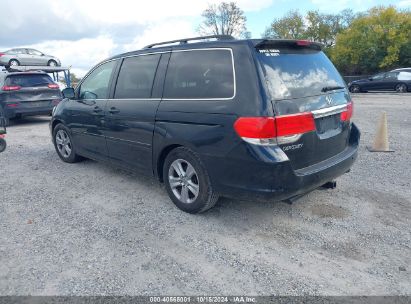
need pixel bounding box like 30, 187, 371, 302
349, 85, 361, 93
0, 138, 6, 153
395, 83, 407, 93
48, 60, 57, 67
163, 147, 219, 214
8, 59, 19, 67
53, 123, 81, 163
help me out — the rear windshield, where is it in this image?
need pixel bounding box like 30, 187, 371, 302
6, 74, 53, 87
257, 48, 345, 100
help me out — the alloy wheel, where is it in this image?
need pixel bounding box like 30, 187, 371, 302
350, 85, 360, 93
55, 129, 72, 158
168, 159, 200, 204
396, 84, 406, 93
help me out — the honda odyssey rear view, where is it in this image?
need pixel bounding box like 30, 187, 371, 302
51, 36, 360, 213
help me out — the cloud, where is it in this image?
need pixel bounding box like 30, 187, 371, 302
29, 36, 117, 76
310, 0, 374, 12
0, 0, 274, 76
124, 20, 196, 51
397, 0, 411, 7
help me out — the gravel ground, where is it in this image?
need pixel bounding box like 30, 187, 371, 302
0, 93, 410, 296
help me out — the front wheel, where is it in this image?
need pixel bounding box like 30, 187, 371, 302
395, 83, 407, 93
53, 124, 81, 163
48, 60, 57, 67
163, 147, 219, 214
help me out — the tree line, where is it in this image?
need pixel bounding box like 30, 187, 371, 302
198, 3, 411, 75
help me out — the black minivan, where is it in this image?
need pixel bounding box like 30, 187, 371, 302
51, 36, 360, 213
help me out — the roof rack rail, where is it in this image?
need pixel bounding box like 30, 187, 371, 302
144, 35, 235, 49
4, 65, 70, 73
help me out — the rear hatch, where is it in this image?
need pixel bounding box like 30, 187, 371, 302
3, 73, 62, 109
255, 40, 352, 170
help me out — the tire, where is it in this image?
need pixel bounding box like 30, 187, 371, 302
395, 83, 407, 93
0, 138, 6, 153
163, 147, 219, 214
52, 123, 81, 163
8, 59, 19, 67
48, 60, 57, 67
349, 85, 361, 93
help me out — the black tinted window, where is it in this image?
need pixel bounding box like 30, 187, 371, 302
6, 74, 53, 87
164, 49, 234, 99
80, 60, 116, 99
114, 54, 160, 99
257, 49, 346, 100
385, 72, 398, 79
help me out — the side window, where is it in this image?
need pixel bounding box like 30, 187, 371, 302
114, 54, 160, 99
372, 73, 385, 80
163, 49, 234, 99
398, 72, 411, 80
11, 49, 26, 54
28, 49, 42, 56
385, 72, 398, 80
79, 60, 116, 99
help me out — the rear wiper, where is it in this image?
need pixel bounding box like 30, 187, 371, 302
321, 86, 345, 92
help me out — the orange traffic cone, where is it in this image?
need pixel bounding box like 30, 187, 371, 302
367, 112, 394, 152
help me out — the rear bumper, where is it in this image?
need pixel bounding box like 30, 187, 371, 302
204, 123, 360, 201
3, 105, 54, 118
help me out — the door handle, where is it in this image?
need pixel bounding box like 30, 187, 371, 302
92, 106, 104, 115
109, 107, 120, 114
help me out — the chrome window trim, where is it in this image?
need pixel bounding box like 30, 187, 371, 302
78, 48, 236, 101
312, 104, 347, 119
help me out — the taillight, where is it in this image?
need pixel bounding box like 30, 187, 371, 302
275, 113, 316, 137
296, 40, 311, 46
341, 102, 353, 121
234, 112, 316, 146
234, 117, 276, 139
2, 85, 21, 91
48, 83, 60, 89
0, 53, 5, 57
6, 103, 19, 108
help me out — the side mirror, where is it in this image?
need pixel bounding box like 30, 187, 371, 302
82, 91, 97, 100
62, 87, 75, 99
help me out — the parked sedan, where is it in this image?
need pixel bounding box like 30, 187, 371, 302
0, 48, 61, 67
348, 71, 411, 93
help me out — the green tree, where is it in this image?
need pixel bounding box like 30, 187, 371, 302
263, 10, 305, 39
198, 2, 249, 38
263, 9, 355, 50
60, 72, 81, 87
331, 6, 411, 74
305, 9, 355, 48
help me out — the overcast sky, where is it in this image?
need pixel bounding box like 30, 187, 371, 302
1, 0, 409, 76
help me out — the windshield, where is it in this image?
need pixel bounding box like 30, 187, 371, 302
6, 74, 53, 87
257, 49, 346, 100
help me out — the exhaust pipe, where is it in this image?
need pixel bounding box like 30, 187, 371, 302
321, 181, 337, 189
